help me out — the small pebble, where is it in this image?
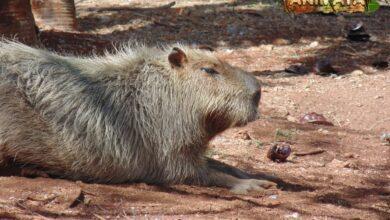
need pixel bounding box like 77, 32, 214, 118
235, 130, 251, 140
300, 112, 334, 126
344, 161, 358, 169
231, 161, 239, 167
287, 115, 298, 123
269, 195, 278, 199
314, 59, 338, 76
327, 159, 344, 168
267, 143, 292, 162
285, 64, 309, 75
84, 197, 92, 205
312, 162, 326, 167
284, 212, 299, 219
380, 133, 390, 144
318, 128, 330, 134
347, 21, 370, 42
263, 44, 274, 51
309, 41, 319, 47
273, 38, 291, 46
350, 70, 364, 76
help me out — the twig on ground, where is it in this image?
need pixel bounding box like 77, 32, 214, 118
293, 149, 325, 156
158, 1, 176, 9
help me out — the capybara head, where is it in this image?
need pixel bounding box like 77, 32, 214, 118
166, 46, 261, 136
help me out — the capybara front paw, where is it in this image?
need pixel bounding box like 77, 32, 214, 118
230, 179, 276, 194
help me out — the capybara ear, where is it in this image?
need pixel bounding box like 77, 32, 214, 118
168, 47, 188, 68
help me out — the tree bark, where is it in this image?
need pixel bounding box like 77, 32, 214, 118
0, 0, 38, 45
31, 0, 77, 31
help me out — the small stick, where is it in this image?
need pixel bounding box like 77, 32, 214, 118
153, 20, 175, 27
293, 149, 325, 156
158, 1, 176, 9
93, 214, 106, 220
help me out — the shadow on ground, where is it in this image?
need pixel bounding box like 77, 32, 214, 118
37, 1, 390, 75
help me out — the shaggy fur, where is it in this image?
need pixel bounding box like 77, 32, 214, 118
0, 40, 273, 192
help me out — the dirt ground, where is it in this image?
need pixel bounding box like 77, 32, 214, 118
0, 0, 389, 219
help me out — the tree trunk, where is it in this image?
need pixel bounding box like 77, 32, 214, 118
0, 0, 38, 45
31, 0, 77, 31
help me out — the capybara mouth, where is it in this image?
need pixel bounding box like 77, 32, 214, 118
234, 109, 259, 127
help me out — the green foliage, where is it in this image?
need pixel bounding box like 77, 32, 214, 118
274, 128, 296, 142
252, 140, 264, 149
367, 0, 380, 13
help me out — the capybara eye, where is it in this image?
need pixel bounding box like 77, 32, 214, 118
201, 67, 219, 75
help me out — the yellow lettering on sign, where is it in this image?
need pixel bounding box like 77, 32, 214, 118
320, 0, 330, 5
332, 0, 344, 6
288, 0, 302, 5
303, 0, 314, 5
354, 0, 366, 6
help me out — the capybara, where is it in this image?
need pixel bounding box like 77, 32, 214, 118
0, 41, 275, 193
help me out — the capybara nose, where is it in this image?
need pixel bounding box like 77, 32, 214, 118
252, 88, 261, 106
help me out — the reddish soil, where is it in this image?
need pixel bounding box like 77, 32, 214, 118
1, 0, 389, 219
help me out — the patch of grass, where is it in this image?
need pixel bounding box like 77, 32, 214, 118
274, 128, 297, 142
205, 148, 217, 157
252, 140, 265, 149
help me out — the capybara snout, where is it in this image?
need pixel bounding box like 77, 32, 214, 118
252, 88, 261, 107
243, 72, 262, 107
